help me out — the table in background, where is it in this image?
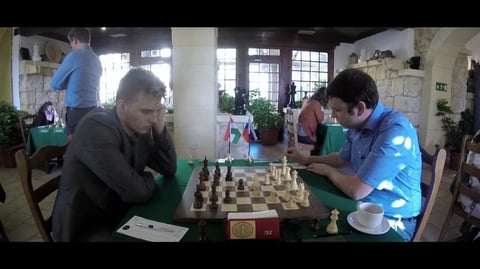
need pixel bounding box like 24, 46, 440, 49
316, 123, 347, 156
109, 159, 403, 242
26, 126, 68, 155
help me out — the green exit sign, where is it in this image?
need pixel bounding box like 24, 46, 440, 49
436, 82, 447, 92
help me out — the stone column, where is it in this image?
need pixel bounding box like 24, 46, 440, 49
171, 28, 218, 159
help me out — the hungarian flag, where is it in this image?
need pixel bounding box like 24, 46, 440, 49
224, 116, 241, 144
242, 117, 257, 143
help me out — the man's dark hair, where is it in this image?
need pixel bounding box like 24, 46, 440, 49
116, 68, 166, 102
68, 28, 91, 44
326, 69, 378, 113
310, 87, 327, 108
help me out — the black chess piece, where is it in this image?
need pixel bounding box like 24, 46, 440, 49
311, 217, 320, 232
199, 219, 208, 242
223, 189, 232, 203
237, 178, 244, 190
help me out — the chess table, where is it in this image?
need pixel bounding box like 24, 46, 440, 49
110, 159, 404, 242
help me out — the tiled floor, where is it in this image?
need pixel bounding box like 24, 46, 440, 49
0, 138, 465, 242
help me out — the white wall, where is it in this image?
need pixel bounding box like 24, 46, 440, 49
333, 42, 354, 77
466, 32, 480, 64
334, 28, 415, 75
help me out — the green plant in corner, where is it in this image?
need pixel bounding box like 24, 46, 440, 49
0, 100, 28, 149
436, 98, 474, 152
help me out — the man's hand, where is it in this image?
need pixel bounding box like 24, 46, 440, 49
306, 163, 334, 177
153, 105, 166, 135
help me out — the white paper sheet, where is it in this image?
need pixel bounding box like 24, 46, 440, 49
116, 216, 189, 242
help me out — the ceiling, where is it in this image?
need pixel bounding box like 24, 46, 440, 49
15, 27, 400, 52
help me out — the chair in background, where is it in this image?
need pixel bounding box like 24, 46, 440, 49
439, 135, 480, 241
412, 147, 446, 241
19, 114, 37, 148
286, 108, 315, 156
15, 143, 68, 242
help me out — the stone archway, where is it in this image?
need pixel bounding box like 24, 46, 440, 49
419, 28, 480, 152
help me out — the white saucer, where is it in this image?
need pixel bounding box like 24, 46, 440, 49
347, 211, 390, 235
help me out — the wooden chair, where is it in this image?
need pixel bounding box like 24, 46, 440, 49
439, 135, 480, 241
19, 114, 37, 148
286, 108, 315, 156
15, 143, 68, 242
412, 147, 446, 241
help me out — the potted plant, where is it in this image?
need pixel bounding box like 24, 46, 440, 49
246, 89, 284, 145
436, 98, 474, 169
0, 100, 28, 167
218, 91, 234, 114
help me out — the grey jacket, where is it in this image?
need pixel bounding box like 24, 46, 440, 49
52, 107, 177, 241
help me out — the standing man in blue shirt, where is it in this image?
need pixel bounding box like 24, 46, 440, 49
285, 68, 422, 241
51, 27, 102, 137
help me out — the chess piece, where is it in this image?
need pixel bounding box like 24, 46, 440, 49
237, 178, 245, 190
188, 155, 193, 165
300, 190, 310, 207
223, 189, 232, 203
311, 217, 320, 232
326, 209, 339, 234
267, 190, 277, 202
193, 191, 204, 209
199, 219, 208, 242
226, 153, 233, 162
203, 156, 208, 167
225, 165, 233, 181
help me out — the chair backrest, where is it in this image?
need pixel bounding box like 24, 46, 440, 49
412, 147, 446, 241
19, 114, 37, 147
439, 134, 480, 241
15, 143, 68, 242
286, 108, 315, 155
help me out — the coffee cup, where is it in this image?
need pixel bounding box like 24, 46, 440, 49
356, 202, 384, 228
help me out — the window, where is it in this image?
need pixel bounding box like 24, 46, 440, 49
99, 53, 130, 104
217, 48, 236, 96
99, 48, 173, 108
291, 50, 328, 101
248, 48, 281, 110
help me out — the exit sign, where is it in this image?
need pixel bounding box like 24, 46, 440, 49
436, 82, 447, 92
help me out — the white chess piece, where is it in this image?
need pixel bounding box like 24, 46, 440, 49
326, 209, 340, 234
284, 167, 292, 181
300, 190, 310, 207
286, 196, 296, 209
267, 190, 277, 202
290, 176, 298, 190
291, 170, 298, 181
264, 173, 271, 185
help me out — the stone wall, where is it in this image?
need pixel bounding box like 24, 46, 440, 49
19, 74, 65, 120
349, 58, 424, 128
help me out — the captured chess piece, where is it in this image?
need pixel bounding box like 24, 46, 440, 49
199, 219, 208, 242
311, 217, 320, 232
326, 209, 339, 234
188, 155, 194, 165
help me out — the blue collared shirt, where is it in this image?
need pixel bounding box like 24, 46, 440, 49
338, 102, 422, 219
50, 46, 102, 108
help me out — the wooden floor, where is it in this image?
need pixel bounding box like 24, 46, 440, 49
0, 135, 465, 242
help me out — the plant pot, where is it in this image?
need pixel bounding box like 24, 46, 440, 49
0, 144, 24, 168
258, 128, 280, 145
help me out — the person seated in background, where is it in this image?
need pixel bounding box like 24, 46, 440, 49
32, 101, 58, 127
297, 87, 327, 144
51, 68, 177, 241
285, 69, 422, 241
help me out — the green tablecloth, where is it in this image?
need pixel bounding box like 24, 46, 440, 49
318, 123, 347, 155
26, 126, 68, 155
109, 159, 403, 242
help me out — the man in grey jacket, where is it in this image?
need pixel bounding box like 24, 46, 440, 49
52, 68, 177, 241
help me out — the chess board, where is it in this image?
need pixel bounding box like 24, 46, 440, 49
173, 165, 330, 223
